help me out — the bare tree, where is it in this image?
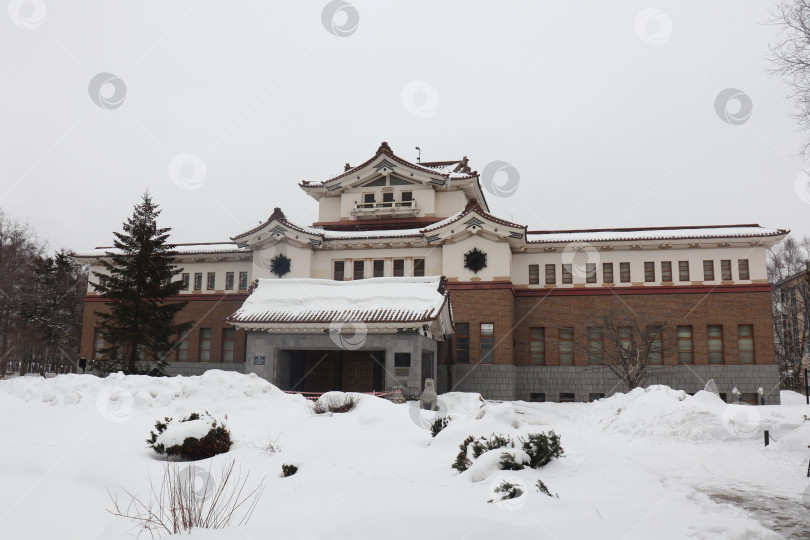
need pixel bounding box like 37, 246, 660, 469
0, 209, 86, 378
576, 301, 678, 391
768, 235, 810, 387
771, 1, 810, 153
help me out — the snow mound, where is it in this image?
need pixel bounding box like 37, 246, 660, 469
439, 391, 485, 416
587, 385, 739, 441
0, 370, 306, 415
780, 390, 808, 406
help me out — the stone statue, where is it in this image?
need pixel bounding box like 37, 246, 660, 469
420, 378, 438, 411
703, 379, 720, 397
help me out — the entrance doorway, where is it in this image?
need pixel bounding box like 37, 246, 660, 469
280, 349, 384, 393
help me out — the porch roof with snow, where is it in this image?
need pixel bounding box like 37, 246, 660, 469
226, 276, 453, 339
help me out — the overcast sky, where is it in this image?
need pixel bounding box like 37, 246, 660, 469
1, 0, 809, 252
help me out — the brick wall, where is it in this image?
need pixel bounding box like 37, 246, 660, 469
513, 290, 775, 367
80, 295, 247, 365
446, 287, 514, 365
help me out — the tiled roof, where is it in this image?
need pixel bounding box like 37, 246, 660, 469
227, 276, 449, 325
299, 142, 478, 187
71, 242, 250, 258
526, 225, 788, 244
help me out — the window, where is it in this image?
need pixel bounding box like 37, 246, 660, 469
620, 262, 631, 283
589, 393, 605, 402
677, 326, 693, 364
562, 264, 573, 284
703, 260, 715, 281
93, 329, 105, 359
199, 329, 212, 362
644, 262, 655, 282
207, 272, 216, 290
455, 323, 469, 364
559, 328, 574, 365
480, 323, 495, 363
353, 260, 364, 280
225, 272, 234, 290
707, 325, 723, 364
413, 259, 425, 277
530, 327, 545, 365
586, 263, 597, 283
393, 259, 405, 277
545, 264, 556, 284
238, 271, 248, 290
559, 392, 575, 403
530, 392, 545, 403
678, 261, 690, 281
181, 273, 190, 290
588, 327, 603, 364
721, 260, 732, 281
738, 325, 754, 364
618, 326, 633, 355
603, 263, 614, 284
529, 264, 540, 285
363, 193, 375, 204
176, 331, 189, 362
401, 191, 413, 202
648, 326, 663, 365
660, 261, 672, 283
382, 192, 394, 206
221, 328, 235, 362
738, 259, 750, 280
394, 352, 411, 367
194, 273, 203, 290
334, 261, 345, 281
373, 260, 384, 278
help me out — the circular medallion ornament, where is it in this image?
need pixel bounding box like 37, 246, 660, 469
464, 248, 487, 273
270, 253, 291, 277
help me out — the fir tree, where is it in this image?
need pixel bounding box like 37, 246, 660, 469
92, 193, 191, 375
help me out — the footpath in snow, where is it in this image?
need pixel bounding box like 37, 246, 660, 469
0, 371, 808, 539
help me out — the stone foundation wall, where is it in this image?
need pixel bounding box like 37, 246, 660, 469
445, 364, 781, 403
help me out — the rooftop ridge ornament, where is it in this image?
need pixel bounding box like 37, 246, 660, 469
464, 217, 485, 229
374, 159, 397, 172
376, 141, 394, 155
269, 207, 286, 221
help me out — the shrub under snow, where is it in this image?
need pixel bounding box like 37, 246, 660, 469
147, 411, 232, 461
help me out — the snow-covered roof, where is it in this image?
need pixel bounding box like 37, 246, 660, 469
228, 276, 449, 325
526, 225, 787, 244
71, 242, 250, 258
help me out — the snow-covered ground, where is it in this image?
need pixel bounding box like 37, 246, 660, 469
1, 371, 808, 539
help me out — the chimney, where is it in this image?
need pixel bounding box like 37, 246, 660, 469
344, 163, 351, 172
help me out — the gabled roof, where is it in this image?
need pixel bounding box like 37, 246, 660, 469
300, 142, 477, 187
227, 276, 450, 325
422, 199, 526, 234
298, 141, 490, 211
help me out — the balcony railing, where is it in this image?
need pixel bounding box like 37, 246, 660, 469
352, 200, 418, 218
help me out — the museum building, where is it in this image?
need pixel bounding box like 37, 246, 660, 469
73, 142, 788, 402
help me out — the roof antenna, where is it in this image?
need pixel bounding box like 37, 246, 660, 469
415, 146, 421, 163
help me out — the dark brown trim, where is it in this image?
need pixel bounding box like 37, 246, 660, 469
445, 281, 772, 296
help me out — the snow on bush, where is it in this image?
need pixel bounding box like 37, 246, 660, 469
311, 391, 360, 414
452, 431, 563, 478
147, 411, 232, 461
